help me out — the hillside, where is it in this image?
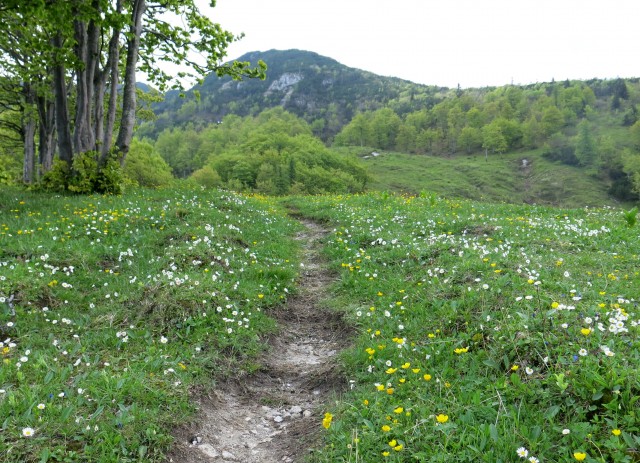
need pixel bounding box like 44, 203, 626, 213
3, 187, 638, 462
351, 149, 622, 208
140, 49, 451, 140
134, 49, 640, 207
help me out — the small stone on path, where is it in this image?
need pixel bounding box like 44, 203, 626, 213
221, 450, 238, 461
198, 444, 219, 458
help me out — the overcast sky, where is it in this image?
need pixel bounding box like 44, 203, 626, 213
192, 0, 639, 89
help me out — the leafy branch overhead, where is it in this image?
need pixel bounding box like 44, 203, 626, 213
0, 0, 265, 189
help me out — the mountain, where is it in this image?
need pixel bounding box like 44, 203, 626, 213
141, 49, 452, 140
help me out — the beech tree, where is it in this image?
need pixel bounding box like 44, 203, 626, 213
0, 0, 266, 188
574, 120, 596, 166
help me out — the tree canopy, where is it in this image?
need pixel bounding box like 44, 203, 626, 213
0, 0, 265, 190
151, 108, 370, 195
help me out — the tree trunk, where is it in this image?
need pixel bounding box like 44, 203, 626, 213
99, 1, 122, 163
72, 11, 98, 155
22, 83, 36, 183
100, 37, 119, 160
115, 0, 145, 166
52, 33, 73, 166
94, 74, 105, 155
37, 93, 55, 174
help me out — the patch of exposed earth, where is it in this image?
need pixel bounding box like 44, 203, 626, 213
167, 220, 347, 463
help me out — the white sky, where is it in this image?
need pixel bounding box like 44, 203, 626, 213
194, 0, 640, 88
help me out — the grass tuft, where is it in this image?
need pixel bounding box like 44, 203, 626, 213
0, 186, 301, 462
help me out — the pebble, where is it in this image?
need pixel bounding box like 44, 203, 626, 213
198, 444, 219, 458
221, 450, 238, 461
273, 415, 284, 423
303, 410, 312, 418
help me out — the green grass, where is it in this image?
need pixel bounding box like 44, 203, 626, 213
360, 149, 622, 208
0, 187, 301, 462
285, 192, 640, 463
2, 186, 639, 462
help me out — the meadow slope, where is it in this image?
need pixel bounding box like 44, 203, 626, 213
1, 187, 639, 463
0, 187, 302, 461
286, 192, 639, 463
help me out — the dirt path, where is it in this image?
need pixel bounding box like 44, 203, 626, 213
168, 220, 346, 463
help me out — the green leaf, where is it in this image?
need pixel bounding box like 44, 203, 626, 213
489, 424, 499, 442
44, 370, 54, 385
544, 405, 560, 420
61, 406, 74, 421
530, 425, 541, 441
39, 448, 51, 463
482, 359, 500, 371
89, 405, 104, 420
362, 419, 374, 431
622, 431, 636, 448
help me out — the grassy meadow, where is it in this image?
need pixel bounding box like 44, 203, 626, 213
357, 149, 619, 209
286, 192, 639, 463
0, 187, 302, 461
1, 186, 639, 462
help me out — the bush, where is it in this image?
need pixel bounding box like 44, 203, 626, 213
0, 154, 21, 185
190, 165, 222, 188
124, 139, 174, 188
40, 151, 124, 194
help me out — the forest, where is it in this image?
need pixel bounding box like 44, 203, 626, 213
131, 70, 640, 202
1, 8, 640, 202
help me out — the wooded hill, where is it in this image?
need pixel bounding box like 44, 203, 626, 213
139, 49, 449, 141
136, 49, 640, 204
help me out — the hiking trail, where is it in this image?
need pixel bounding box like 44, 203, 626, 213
168, 220, 346, 463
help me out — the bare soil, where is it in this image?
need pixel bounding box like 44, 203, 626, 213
167, 220, 348, 463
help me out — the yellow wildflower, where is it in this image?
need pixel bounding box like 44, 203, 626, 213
322, 412, 333, 429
